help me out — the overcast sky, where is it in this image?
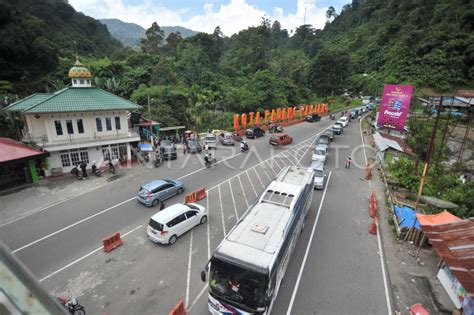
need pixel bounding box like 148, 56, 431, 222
68, 0, 349, 36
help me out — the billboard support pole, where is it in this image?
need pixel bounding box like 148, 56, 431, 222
414, 96, 442, 212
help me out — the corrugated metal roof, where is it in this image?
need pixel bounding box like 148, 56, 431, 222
6, 87, 141, 113
374, 132, 414, 156
421, 218, 474, 295
5, 93, 53, 111
0, 138, 49, 163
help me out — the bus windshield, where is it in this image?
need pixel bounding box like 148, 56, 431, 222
209, 258, 267, 311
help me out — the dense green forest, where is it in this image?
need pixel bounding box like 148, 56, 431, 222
100, 19, 198, 46
0, 0, 473, 131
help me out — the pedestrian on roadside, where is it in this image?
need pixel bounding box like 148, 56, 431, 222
205, 143, 209, 154
183, 140, 188, 155
80, 161, 87, 178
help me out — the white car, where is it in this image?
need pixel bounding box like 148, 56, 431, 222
147, 203, 207, 245
204, 133, 218, 149
310, 161, 326, 190
311, 145, 328, 162
337, 116, 349, 127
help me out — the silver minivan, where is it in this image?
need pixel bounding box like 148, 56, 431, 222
204, 133, 218, 149
147, 203, 208, 245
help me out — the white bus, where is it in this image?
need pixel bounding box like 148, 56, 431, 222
201, 166, 315, 314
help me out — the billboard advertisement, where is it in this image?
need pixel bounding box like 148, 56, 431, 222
377, 85, 414, 131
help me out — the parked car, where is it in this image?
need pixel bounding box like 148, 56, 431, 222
310, 161, 326, 190
218, 132, 235, 146
368, 103, 375, 110
187, 139, 202, 153
311, 144, 328, 162
232, 132, 242, 142
137, 179, 184, 207
147, 203, 207, 245
338, 116, 349, 127
305, 114, 321, 123
324, 129, 334, 141
315, 135, 330, 148
332, 123, 343, 135
246, 126, 265, 139
204, 133, 218, 149
159, 140, 177, 160
269, 133, 293, 146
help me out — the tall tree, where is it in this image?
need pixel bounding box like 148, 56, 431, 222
140, 22, 165, 54
307, 49, 350, 97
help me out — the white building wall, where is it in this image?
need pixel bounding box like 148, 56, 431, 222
26, 111, 130, 145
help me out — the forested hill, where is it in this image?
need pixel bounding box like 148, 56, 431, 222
100, 19, 198, 46
0, 0, 122, 92
320, 0, 474, 92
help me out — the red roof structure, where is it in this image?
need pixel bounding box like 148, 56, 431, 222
420, 219, 474, 296
416, 210, 462, 226
0, 138, 48, 163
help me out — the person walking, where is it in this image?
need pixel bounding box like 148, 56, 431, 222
205, 143, 209, 155
80, 161, 88, 178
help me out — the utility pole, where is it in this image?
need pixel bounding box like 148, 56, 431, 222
304, 7, 307, 25
147, 94, 153, 148
414, 96, 442, 212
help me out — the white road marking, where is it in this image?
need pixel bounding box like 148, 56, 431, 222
237, 175, 250, 208
185, 229, 194, 309
260, 162, 273, 181
218, 185, 226, 236
286, 171, 332, 315
359, 115, 393, 315
245, 171, 258, 197
186, 283, 209, 313
206, 194, 210, 260
252, 167, 265, 189
177, 152, 243, 181
12, 197, 137, 253
272, 156, 284, 170
228, 180, 239, 221
38, 224, 143, 282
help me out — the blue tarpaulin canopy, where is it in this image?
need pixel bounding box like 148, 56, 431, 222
394, 205, 420, 229
138, 143, 153, 152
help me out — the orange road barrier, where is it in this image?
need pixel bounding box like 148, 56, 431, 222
168, 300, 186, 315
365, 163, 372, 180
103, 232, 123, 253
195, 188, 207, 201
369, 219, 377, 235
185, 192, 196, 203
369, 191, 377, 218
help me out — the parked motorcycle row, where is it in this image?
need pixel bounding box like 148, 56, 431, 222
70, 160, 116, 180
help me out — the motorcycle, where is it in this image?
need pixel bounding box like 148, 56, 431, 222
204, 155, 217, 168
70, 166, 84, 180
275, 125, 283, 133
91, 164, 101, 177
57, 296, 86, 315
240, 144, 249, 153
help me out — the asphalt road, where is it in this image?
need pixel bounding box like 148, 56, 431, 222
2, 115, 390, 314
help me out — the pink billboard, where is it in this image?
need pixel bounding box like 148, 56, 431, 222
377, 85, 414, 131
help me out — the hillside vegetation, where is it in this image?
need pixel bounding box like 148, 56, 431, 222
1, 0, 472, 124
100, 19, 198, 46
0, 0, 122, 93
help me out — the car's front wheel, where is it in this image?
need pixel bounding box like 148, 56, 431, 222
200, 215, 207, 224
177, 188, 184, 194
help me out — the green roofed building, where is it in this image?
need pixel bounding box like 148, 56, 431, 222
5, 59, 142, 176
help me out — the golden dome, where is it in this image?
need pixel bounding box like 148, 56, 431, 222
68, 59, 92, 78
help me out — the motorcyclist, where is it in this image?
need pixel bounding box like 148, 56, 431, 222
204, 153, 210, 166
240, 140, 248, 152
346, 156, 352, 169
